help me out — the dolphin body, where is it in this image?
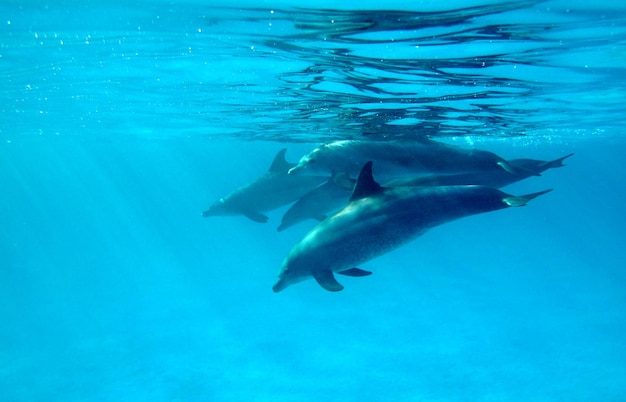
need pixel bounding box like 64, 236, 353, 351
273, 161, 551, 292
277, 154, 572, 231
202, 149, 327, 223
386, 153, 574, 188
288, 139, 533, 179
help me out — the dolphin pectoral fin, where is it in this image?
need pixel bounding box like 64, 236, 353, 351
242, 210, 269, 223
497, 161, 541, 177
337, 268, 372, 277
313, 270, 344, 292
504, 189, 553, 207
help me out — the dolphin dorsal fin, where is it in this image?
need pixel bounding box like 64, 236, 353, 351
268, 148, 293, 173
349, 161, 383, 202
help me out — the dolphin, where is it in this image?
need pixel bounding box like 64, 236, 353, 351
273, 161, 551, 292
385, 153, 574, 188
277, 153, 572, 231
202, 149, 327, 223
288, 139, 535, 179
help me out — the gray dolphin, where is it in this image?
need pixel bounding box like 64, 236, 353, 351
277, 154, 572, 231
273, 161, 551, 292
386, 153, 574, 188
288, 139, 534, 179
202, 149, 327, 223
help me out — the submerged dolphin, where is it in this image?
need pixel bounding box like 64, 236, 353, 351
386, 153, 574, 188
278, 154, 572, 231
288, 139, 533, 179
202, 149, 327, 223
273, 161, 551, 292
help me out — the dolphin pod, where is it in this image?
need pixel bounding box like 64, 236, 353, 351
201, 139, 570, 293
272, 161, 552, 293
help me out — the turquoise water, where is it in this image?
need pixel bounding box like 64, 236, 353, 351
1, 1, 626, 401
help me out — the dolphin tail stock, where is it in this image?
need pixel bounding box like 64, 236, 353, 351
497, 160, 542, 177
538, 153, 574, 170
503, 189, 553, 207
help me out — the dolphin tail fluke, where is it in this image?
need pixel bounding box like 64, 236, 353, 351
539, 153, 574, 170
504, 189, 553, 207
313, 270, 344, 291
497, 160, 541, 177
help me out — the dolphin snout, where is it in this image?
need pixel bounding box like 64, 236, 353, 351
287, 165, 301, 175
272, 279, 287, 293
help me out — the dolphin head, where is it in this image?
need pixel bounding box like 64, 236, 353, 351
288, 147, 327, 175
272, 254, 312, 292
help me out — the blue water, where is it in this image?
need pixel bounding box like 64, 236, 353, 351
1, 1, 626, 401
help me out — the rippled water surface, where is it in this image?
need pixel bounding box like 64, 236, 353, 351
3, 0, 625, 140
1, 1, 625, 401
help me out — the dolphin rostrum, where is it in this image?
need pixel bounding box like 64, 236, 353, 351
202, 149, 327, 223
273, 161, 551, 292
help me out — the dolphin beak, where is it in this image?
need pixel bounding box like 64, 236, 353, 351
288, 165, 301, 175
272, 269, 291, 292
272, 279, 287, 293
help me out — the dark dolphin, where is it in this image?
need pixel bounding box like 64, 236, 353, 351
386, 153, 574, 188
273, 161, 551, 292
288, 139, 535, 179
